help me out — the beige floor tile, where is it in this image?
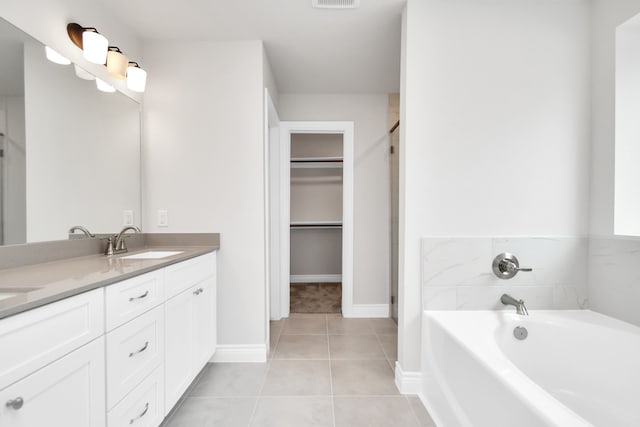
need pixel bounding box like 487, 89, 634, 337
329, 334, 386, 359
270, 319, 285, 337
189, 363, 268, 397
331, 359, 399, 395
162, 397, 256, 427
274, 335, 329, 359
377, 333, 398, 361
282, 317, 327, 335
408, 396, 438, 427
328, 318, 375, 335
369, 318, 398, 334
250, 397, 333, 427
261, 360, 331, 396
334, 396, 420, 427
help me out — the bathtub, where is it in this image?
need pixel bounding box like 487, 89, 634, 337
420, 310, 640, 427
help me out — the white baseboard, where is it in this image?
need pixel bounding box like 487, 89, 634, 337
348, 304, 390, 318
394, 361, 423, 395
290, 274, 342, 283
211, 344, 267, 363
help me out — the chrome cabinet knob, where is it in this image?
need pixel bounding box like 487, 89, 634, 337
6, 397, 24, 410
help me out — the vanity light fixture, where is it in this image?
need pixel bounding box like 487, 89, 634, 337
44, 46, 71, 65
106, 47, 128, 79
67, 22, 147, 93
95, 77, 116, 93
74, 64, 95, 81
67, 24, 109, 65
126, 62, 147, 93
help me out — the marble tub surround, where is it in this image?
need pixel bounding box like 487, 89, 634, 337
421, 237, 588, 311
589, 235, 640, 327
0, 233, 219, 319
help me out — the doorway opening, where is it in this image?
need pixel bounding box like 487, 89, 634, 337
271, 121, 354, 319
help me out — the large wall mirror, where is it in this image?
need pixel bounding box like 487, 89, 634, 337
0, 17, 141, 245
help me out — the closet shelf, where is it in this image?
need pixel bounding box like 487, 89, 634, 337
290, 221, 342, 230
291, 157, 343, 169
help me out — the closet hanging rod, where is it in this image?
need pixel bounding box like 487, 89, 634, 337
291, 157, 343, 163
389, 120, 400, 134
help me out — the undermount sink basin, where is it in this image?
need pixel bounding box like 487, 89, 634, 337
120, 250, 184, 260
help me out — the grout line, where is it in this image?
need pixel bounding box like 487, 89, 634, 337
327, 314, 337, 427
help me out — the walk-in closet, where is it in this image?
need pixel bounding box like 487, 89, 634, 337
289, 133, 343, 313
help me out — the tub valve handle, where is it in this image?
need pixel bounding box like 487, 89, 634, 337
492, 253, 532, 279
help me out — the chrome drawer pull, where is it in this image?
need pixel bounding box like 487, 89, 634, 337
193, 287, 204, 296
129, 402, 149, 424
5, 397, 23, 410
129, 290, 149, 302
129, 341, 149, 357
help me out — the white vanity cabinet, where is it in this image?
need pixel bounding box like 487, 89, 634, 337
0, 250, 217, 427
164, 253, 217, 411
0, 289, 106, 427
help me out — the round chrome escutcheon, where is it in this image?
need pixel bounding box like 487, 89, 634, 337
513, 326, 528, 340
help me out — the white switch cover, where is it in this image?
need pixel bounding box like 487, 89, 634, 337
158, 210, 169, 227
122, 210, 134, 226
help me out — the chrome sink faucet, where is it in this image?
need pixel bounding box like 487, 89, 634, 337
105, 225, 141, 255
68, 225, 95, 238
501, 294, 529, 316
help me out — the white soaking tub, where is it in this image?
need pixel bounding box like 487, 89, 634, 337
420, 310, 640, 427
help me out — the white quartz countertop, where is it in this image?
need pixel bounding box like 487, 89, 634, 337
0, 245, 218, 319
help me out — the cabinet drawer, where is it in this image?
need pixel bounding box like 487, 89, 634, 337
105, 270, 164, 331
0, 337, 105, 427
106, 306, 164, 409
0, 288, 104, 390
107, 366, 164, 427
165, 252, 215, 299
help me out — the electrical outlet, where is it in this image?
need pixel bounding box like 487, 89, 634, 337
122, 210, 134, 226
157, 210, 169, 227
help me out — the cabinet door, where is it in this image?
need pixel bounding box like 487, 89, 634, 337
192, 276, 216, 372
164, 289, 194, 413
0, 337, 105, 427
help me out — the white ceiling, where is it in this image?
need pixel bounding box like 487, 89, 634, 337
99, 0, 405, 94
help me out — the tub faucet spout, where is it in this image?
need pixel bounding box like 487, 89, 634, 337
501, 294, 529, 316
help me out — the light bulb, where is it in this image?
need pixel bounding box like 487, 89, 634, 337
126, 64, 147, 92
107, 49, 128, 80
82, 30, 108, 64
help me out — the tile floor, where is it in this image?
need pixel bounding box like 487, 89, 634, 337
161, 314, 436, 427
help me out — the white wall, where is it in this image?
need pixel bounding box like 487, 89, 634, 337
278, 94, 391, 305
400, 0, 591, 372
143, 40, 268, 349
1, 0, 143, 102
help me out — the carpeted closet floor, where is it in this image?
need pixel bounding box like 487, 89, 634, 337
290, 283, 342, 313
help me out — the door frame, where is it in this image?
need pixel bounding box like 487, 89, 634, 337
278, 121, 354, 318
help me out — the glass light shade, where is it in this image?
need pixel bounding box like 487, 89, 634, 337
126, 65, 147, 92
45, 46, 71, 65
107, 50, 128, 80
95, 78, 115, 93
82, 30, 108, 64
74, 64, 95, 81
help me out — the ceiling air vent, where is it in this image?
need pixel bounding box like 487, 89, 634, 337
312, 0, 360, 9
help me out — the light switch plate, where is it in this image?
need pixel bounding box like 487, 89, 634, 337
157, 210, 169, 227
